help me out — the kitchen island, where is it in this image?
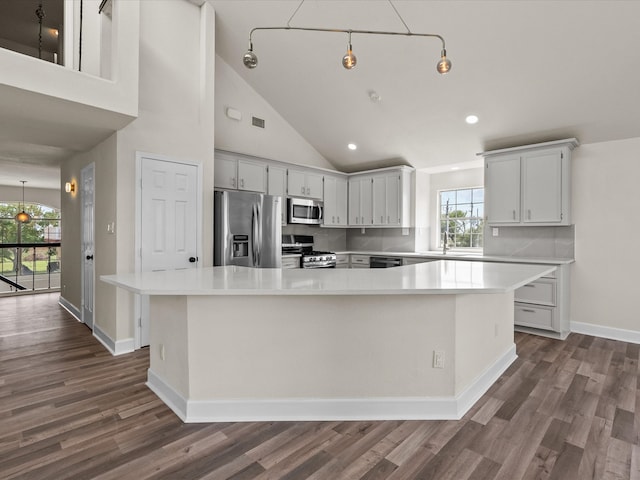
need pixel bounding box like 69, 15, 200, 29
102, 260, 554, 422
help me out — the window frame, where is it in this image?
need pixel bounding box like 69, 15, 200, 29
437, 186, 484, 251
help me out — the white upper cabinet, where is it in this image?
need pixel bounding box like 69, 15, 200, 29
481, 139, 578, 226
214, 154, 238, 190
349, 167, 412, 228
485, 154, 521, 224
348, 175, 373, 226
323, 175, 348, 227
214, 151, 267, 193
521, 149, 563, 223
288, 169, 323, 200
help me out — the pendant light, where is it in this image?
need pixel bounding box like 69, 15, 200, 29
243, 0, 451, 75
15, 181, 31, 224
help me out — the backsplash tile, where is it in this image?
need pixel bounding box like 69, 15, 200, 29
483, 225, 575, 259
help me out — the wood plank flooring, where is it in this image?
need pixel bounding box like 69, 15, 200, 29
1, 293, 638, 479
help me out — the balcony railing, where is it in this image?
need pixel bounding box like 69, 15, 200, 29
0, 242, 61, 295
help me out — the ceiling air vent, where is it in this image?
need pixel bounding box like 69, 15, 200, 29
252, 116, 265, 128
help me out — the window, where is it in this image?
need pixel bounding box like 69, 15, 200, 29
0, 203, 61, 276
439, 188, 484, 249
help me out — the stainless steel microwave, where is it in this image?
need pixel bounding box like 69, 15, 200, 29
287, 197, 323, 225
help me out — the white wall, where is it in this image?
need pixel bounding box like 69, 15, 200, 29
0, 185, 60, 210
215, 55, 334, 170
61, 1, 215, 346
571, 137, 640, 335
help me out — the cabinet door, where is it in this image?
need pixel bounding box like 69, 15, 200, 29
372, 175, 386, 225
522, 149, 563, 223
386, 174, 401, 225
360, 177, 373, 225
348, 178, 361, 225
306, 173, 324, 200
335, 177, 348, 226
268, 165, 287, 225
323, 176, 337, 225
237, 160, 266, 193
214, 156, 237, 189
288, 169, 307, 197
485, 155, 521, 223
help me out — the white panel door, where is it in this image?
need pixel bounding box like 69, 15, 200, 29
140, 157, 199, 347
141, 158, 198, 272
81, 163, 95, 330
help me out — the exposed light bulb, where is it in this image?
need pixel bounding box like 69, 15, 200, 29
342, 46, 357, 69
465, 115, 479, 124
436, 49, 451, 74
243, 44, 258, 69
348, 143, 357, 150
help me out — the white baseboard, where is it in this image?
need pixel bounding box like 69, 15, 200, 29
58, 296, 81, 321
93, 324, 135, 356
146, 345, 517, 423
571, 321, 640, 345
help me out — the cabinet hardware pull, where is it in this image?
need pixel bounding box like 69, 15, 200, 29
512, 210, 516, 220
337, 216, 340, 223
240, 179, 244, 188
521, 309, 536, 313
388, 215, 390, 223
381, 216, 384, 223
301, 187, 305, 195
524, 284, 536, 288
528, 209, 531, 220
232, 178, 236, 187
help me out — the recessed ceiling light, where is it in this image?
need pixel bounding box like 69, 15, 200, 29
465, 115, 479, 125
348, 143, 357, 150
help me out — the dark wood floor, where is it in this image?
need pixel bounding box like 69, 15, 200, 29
0, 293, 638, 479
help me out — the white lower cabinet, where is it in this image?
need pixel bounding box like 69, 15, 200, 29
514, 264, 569, 339
336, 254, 349, 268
281, 256, 300, 269
350, 254, 370, 268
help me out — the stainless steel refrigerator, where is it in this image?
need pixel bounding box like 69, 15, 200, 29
214, 190, 282, 268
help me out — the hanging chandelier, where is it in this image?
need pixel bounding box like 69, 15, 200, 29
243, 0, 451, 75
15, 181, 31, 224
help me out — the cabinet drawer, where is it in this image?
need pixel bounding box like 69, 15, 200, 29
515, 304, 555, 331
350, 255, 370, 266
335, 255, 349, 266
514, 279, 556, 306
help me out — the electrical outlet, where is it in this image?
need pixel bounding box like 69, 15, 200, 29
492, 227, 499, 237
433, 350, 445, 369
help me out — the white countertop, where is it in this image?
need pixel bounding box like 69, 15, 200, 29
335, 251, 574, 265
101, 260, 555, 296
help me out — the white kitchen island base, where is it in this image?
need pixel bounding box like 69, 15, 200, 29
145, 292, 516, 422
102, 261, 555, 422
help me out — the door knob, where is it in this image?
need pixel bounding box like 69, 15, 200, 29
86, 255, 94, 260
189, 257, 198, 263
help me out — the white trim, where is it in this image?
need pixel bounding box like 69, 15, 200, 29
571, 321, 640, 345
133, 151, 204, 350
146, 345, 517, 423
58, 296, 81, 321
93, 324, 135, 356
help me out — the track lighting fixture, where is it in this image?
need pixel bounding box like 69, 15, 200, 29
243, 0, 451, 75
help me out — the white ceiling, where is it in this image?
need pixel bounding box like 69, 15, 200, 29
1, 0, 639, 189
211, 0, 640, 172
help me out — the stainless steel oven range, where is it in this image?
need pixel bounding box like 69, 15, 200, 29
281, 234, 336, 268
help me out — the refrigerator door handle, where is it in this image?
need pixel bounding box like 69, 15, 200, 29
256, 202, 262, 265
251, 203, 258, 265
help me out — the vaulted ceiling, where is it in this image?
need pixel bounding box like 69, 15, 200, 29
1, 1, 639, 189
211, 0, 640, 172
